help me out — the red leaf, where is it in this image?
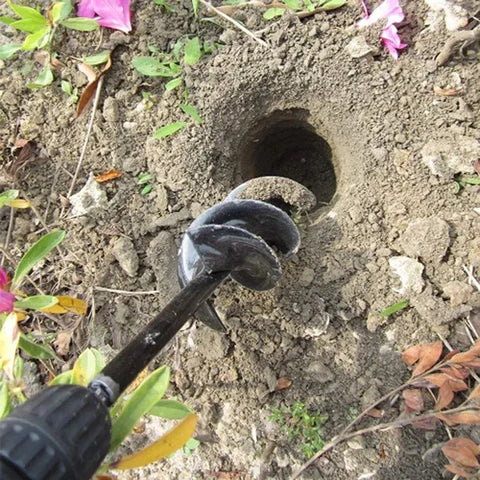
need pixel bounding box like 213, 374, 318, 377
436, 410, 480, 426
436, 382, 455, 411
95, 169, 123, 183
403, 389, 424, 413
442, 443, 480, 468
412, 341, 443, 377
402, 345, 422, 365
445, 464, 475, 478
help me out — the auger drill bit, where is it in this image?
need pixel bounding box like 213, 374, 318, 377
0, 176, 315, 480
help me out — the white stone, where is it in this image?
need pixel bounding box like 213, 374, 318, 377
69, 173, 108, 216
389, 256, 425, 295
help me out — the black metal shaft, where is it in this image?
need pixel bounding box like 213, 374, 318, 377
93, 271, 229, 404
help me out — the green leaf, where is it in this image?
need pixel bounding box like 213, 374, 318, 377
27, 64, 54, 88
0, 190, 19, 207
165, 78, 182, 91
72, 349, 101, 386
91, 348, 106, 372
14, 355, 24, 379
153, 122, 187, 139
60, 17, 99, 31
138, 173, 153, 185
19, 334, 56, 359
110, 366, 170, 451
83, 50, 110, 65
141, 184, 153, 195
149, 399, 191, 419
184, 37, 201, 65
185, 438, 200, 450
304, 0, 315, 11
0, 43, 21, 60
179, 103, 202, 123
61, 80, 72, 95
458, 176, 480, 185
0, 16, 16, 25
51, 1, 72, 23
283, 0, 300, 10
10, 17, 46, 33
13, 230, 65, 290
263, 7, 285, 19
7, 1, 45, 20
14, 295, 58, 310
172, 38, 183, 61
132, 57, 177, 77
321, 0, 346, 10
22, 26, 49, 51
379, 300, 409, 318
154, 0, 176, 12
192, 0, 199, 16
50, 370, 73, 386
0, 382, 11, 419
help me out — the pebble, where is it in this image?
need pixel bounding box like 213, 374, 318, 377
102, 97, 119, 123
389, 256, 425, 295
345, 36, 375, 59
69, 173, 108, 216
400, 217, 450, 264
298, 267, 315, 287
306, 360, 334, 383
112, 237, 139, 277
442, 281, 474, 306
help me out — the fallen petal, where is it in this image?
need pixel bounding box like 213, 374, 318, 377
358, 0, 405, 27
0, 290, 15, 313
77, 0, 96, 18
0, 268, 8, 288
381, 24, 407, 59
94, 0, 132, 33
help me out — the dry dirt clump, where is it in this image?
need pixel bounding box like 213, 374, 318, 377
1, 0, 480, 478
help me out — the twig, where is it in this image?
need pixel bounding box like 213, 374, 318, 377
199, 0, 269, 47
463, 265, 480, 292
64, 75, 104, 203
94, 286, 161, 296
1, 206, 15, 267
291, 404, 473, 479
467, 317, 479, 339
436, 331, 453, 351
436, 25, 480, 67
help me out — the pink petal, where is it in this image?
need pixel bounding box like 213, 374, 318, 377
93, 0, 132, 33
77, 0, 96, 18
0, 290, 15, 313
357, 0, 405, 28
0, 268, 8, 288
381, 24, 407, 59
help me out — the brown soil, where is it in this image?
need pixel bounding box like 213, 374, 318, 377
1, 0, 480, 478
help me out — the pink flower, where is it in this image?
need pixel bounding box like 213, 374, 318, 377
77, 0, 132, 34
358, 0, 407, 60
0, 268, 15, 314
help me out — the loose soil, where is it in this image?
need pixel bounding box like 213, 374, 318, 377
1, 0, 480, 479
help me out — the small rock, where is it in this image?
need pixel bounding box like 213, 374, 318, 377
469, 238, 480, 268
345, 36, 375, 58
112, 238, 139, 277
400, 217, 450, 264
361, 383, 380, 409
69, 173, 108, 216
442, 281, 474, 306
347, 436, 366, 450
366, 313, 386, 333
148, 208, 191, 231
102, 97, 119, 123
192, 327, 230, 360
298, 267, 315, 287
349, 206, 363, 224
306, 361, 334, 383
421, 136, 478, 180
389, 256, 425, 295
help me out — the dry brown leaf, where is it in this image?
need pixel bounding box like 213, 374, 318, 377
403, 389, 424, 413
463, 359, 480, 369
402, 344, 422, 365
275, 376, 292, 391
54, 331, 72, 356
450, 350, 479, 364
95, 169, 123, 183
433, 85, 462, 96
445, 349, 460, 360
412, 341, 443, 377
436, 410, 480, 426
436, 382, 455, 411
441, 366, 470, 380
14, 138, 29, 148
76, 53, 112, 119
366, 408, 384, 418
469, 384, 480, 400
78, 63, 97, 83
445, 438, 480, 457
442, 442, 480, 469
445, 464, 475, 478
425, 373, 449, 387
411, 416, 437, 430
449, 378, 469, 393
474, 160, 480, 176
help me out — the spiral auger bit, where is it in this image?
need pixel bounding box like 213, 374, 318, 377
0, 176, 315, 480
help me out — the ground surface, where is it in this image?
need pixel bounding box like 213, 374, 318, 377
1, 0, 480, 478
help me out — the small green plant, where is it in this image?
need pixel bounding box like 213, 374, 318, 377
0, 0, 98, 88
270, 402, 327, 458
379, 299, 409, 318
183, 437, 200, 456
60, 80, 79, 103
138, 172, 154, 195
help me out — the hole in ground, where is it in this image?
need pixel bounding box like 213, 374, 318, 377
237, 109, 336, 206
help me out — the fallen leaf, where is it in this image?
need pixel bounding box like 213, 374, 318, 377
78, 62, 97, 83
445, 464, 475, 478
450, 350, 479, 365
442, 441, 480, 468
433, 85, 462, 96
56, 296, 87, 315
468, 384, 480, 400
403, 389, 424, 413
436, 410, 480, 426
411, 416, 437, 430
95, 169, 123, 183
444, 438, 480, 457
54, 331, 72, 356
410, 341, 444, 377
425, 373, 449, 387
76, 53, 112, 119
436, 382, 454, 410
366, 408, 384, 418
275, 376, 292, 391
41, 304, 68, 314
440, 366, 470, 380
402, 344, 422, 365
6, 199, 31, 209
